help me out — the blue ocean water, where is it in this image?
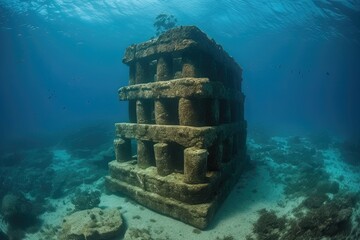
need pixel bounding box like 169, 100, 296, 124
0, 1, 359, 240
1, 0, 359, 141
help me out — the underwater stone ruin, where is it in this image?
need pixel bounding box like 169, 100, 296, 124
105, 26, 248, 229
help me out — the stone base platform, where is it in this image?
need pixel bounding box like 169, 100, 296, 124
105, 158, 247, 229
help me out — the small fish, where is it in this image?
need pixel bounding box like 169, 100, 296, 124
326, 72, 330, 76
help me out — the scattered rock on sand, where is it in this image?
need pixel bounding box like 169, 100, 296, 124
123, 228, 152, 240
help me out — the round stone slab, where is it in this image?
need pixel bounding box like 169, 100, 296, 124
59, 208, 123, 240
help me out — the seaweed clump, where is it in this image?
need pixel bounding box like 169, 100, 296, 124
251, 193, 359, 240
285, 193, 358, 239
153, 14, 177, 36
1, 192, 42, 239
71, 189, 101, 211
253, 209, 286, 240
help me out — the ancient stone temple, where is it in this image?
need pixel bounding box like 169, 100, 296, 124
105, 26, 248, 229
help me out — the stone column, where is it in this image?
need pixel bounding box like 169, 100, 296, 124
157, 55, 172, 81
232, 134, 239, 155
114, 138, 132, 162
178, 98, 204, 126
184, 148, 208, 184
155, 100, 169, 125
182, 52, 198, 77
155, 100, 178, 125
136, 100, 151, 124
208, 58, 217, 81
220, 100, 231, 123
222, 137, 233, 163
128, 100, 137, 123
129, 63, 136, 85
208, 99, 219, 125
137, 140, 154, 168
208, 142, 223, 171
154, 143, 173, 176
135, 61, 149, 84
227, 68, 235, 89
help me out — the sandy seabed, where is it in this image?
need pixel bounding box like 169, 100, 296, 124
1, 132, 359, 240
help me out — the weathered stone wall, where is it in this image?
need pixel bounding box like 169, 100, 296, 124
106, 26, 248, 229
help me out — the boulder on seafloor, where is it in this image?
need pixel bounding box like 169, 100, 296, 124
59, 208, 123, 240
1, 193, 40, 229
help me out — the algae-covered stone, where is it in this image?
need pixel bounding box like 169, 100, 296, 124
108, 26, 248, 229
59, 208, 123, 240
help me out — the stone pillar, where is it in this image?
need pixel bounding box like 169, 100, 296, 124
208, 99, 219, 125
135, 61, 149, 84
154, 143, 173, 176
129, 100, 137, 123
222, 137, 233, 163
184, 148, 208, 184
129, 63, 136, 85
172, 57, 183, 79
239, 94, 245, 121
157, 55, 172, 81
227, 68, 234, 89
155, 100, 178, 125
155, 100, 169, 125
136, 100, 152, 124
232, 134, 239, 155
178, 98, 204, 126
114, 138, 132, 162
220, 100, 231, 123
137, 140, 154, 168
182, 53, 198, 77
208, 58, 217, 81
217, 64, 226, 85
208, 142, 223, 171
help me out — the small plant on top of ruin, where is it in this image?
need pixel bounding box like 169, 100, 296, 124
153, 13, 177, 36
